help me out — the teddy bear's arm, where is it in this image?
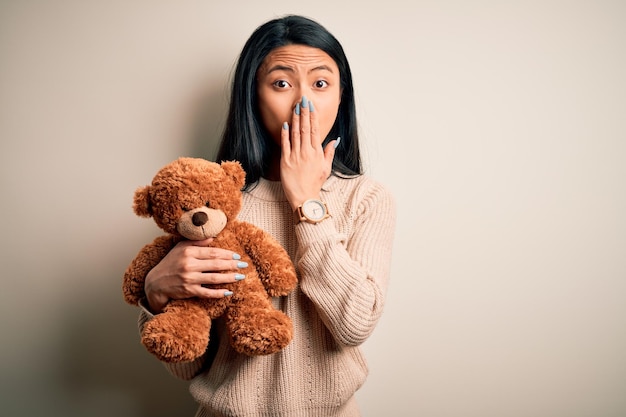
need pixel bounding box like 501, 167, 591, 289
235, 221, 297, 297
122, 235, 179, 306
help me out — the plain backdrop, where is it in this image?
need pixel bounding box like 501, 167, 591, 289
1, 1, 625, 416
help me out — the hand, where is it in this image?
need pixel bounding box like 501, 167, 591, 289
280, 96, 338, 210
144, 239, 247, 313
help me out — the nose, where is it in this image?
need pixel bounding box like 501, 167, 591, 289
294, 94, 311, 113
192, 211, 208, 226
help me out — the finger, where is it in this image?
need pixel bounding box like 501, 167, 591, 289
198, 271, 246, 286
309, 99, 321, 148
299, 96, 311, 147
281, 121, 291, 157
194, 246, 242, 261
291, 102, 301, 154
198, 287, 235, 298
196, 258, 249, 273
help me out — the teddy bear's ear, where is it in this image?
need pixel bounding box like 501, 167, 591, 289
132, 186, 153, 217
220, 160, 246, 189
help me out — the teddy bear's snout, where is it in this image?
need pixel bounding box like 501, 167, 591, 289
177, 207, 228, 240
192, 211, 209, 226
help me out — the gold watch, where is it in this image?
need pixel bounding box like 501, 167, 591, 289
294, 199, 331, 224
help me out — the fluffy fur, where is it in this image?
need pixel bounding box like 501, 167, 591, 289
123, 157, 297, 363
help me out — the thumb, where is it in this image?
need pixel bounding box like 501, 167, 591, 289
323, 136, 340, 165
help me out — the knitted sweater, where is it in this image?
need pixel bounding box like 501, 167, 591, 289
138, 174, 396, 417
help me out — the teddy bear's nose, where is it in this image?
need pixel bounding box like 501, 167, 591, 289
192, 211, 209, 226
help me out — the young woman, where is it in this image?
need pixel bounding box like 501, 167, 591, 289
138, 15, 396, 417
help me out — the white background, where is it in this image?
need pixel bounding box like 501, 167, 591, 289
1, 1, 625, 416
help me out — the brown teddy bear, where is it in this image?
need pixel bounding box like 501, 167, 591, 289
123, 157, 297, 363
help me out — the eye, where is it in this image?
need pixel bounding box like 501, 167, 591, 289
181, 206, 190, 212
205, 201, 210, 208
314, 80, 329, 88
273, 80, 291, 89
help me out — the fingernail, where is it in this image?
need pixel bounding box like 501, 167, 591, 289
309, 100, 315, 112
295, 103, 300, 115
301, 96, 308, 108
235, 274, 245, 281
237, 261, 248, 268
334, 136, 341, 148
232, 253, 241, 260
224, 291, 234, 297
283, 122, 288, 130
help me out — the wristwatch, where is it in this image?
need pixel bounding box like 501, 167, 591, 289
295, 199, 331, 224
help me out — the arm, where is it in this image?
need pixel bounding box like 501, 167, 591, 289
123, 235, 177, 305
133, 239, 245, 374
296, 182, 396, 346
279, 97, 395, 345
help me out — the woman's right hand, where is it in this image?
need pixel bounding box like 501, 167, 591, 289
144, 238, 247, 314
280, 96, 338, 211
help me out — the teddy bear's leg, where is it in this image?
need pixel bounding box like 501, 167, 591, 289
141, 299, 211, 363
227, 292, 293, 356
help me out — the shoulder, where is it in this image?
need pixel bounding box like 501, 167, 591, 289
325, 173, 394, 199
323, 174, 396, 215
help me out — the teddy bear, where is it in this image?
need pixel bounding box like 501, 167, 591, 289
122, 157, 298, 363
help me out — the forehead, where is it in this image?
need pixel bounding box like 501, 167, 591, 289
258, 44, 338, 73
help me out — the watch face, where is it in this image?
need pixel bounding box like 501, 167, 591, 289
302, 199, 326, 220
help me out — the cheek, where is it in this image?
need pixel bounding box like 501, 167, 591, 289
258, 91, 292, 136
317, 97, 341, 138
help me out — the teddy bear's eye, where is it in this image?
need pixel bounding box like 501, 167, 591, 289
205, 201, 210, 208
181, 206, 190, 212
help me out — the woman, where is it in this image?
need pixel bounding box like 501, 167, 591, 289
139, 15, 396, 416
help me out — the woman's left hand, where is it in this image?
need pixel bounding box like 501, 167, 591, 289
280, 96, 338, 210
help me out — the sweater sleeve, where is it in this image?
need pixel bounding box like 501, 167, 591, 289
295, 180, 396, 346
137, 299, 207, 380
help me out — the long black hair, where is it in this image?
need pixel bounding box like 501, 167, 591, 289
216, 15, 362, 188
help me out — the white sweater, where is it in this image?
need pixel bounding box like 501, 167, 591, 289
139, 174, 396, 417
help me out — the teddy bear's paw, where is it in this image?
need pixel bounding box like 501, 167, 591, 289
141, 315, 210, 363
229, 310, 293, 356
263, 266, 298, 297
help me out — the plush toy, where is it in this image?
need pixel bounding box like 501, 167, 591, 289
123, 157, 297, 363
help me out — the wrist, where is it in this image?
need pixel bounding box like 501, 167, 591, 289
145, 292, 168, 314
294, 198, 331, 224
286, 192, 321, 211
145, 278, 168, 314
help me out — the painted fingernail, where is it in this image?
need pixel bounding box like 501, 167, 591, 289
301, 96, 308, 108
235, 274, 245, 281
224, 291, 234, 297
232, 253, 241, 260
309, 100, 315, 112
237, 261, 248, 268
283, 122, 288, 130
295, 103, 300, 115
334, 136, 341, 148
